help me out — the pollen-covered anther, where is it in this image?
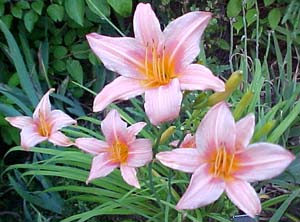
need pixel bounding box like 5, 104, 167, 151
210, 146, 238, 180
143, 42, 175, 87
38, 112, 51, 137
110, 140, 129, 163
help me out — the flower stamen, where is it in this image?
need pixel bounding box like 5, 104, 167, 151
210, 146, 238, 180
110, 140, 128, 163
38, 111, 51, 137
142, 42, 176, 88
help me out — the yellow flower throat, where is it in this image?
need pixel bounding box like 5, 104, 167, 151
110, 140, 128, 164
142, 42, 176, 88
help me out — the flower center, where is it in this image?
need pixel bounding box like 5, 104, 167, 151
209, 146, 238, 180
109, 140, 128, 163
38, 112, 51, 137
142, 42, 176, 88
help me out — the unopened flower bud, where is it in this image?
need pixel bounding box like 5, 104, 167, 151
160, 126, 176, 145
207, 71, 243, 106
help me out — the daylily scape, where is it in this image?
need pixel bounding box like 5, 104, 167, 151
87, 3, 225, 125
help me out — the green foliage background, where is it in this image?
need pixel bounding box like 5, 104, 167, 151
0, 0, 299, 221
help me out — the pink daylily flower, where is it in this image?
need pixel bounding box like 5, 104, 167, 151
170, 133, 196, 148
74, 109, 152, 188
156, 102, 295, 217
5, 88, 77, 150
86, 3, 225, 125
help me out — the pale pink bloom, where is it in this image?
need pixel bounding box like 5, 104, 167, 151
170, 133, 196, 148
86, 3, 225, 125
75, 109, 152, 188
5, 89, 77, 150
156, 102, 295, 217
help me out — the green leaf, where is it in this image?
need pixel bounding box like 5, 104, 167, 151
53, 45, 68, 59
66, 59, 83, 84
227, 0, 242, 17
88, 52, 98, 65
8, 174, 63, 214
264, 0, 275, 6
8, 73, 20, 87
216, 39, 230, 51
0, 104, 22, 116
268, 8, 281, 30
53, 60, 66, 72
86, 0, 110, 18
1, 127, 19, 145
246, 0, 255, 9
107, 0, 132, 17
24, 11, 38, 32
71, 43, 89, 59
0, 2, 4, 16
65, 0, 85, 26
64, 30, 76, 46
1, 15, 13, 29
269, 189, 300, 222
268, 101, 300, 143
16, 0, 30, 9
246, 8, 257, 27
0, 19, 39, 106
233, 16, 243, 33
11, 5, 23, 18
47, 4, 64, 22
31, 0, 44, 15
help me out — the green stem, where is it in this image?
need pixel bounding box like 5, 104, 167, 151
147, 125, 166, 209
86, 0, 125, 37
147, 162, 163, 209
164, 169, 173, 222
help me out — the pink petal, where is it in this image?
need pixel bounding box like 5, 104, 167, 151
144, 78, 182, 125
179, 64, 225, 92
225, 179, 261, 218
127, 139, 152, 167
169, 134, 195, 148
5, 116, 34, 129
169, 139, 180, 147
48, 131, 73, 147
156, 148, 201, 173
120, 164, 140, 188
176, 164, 224, 210
75, 138, 109, 155
20, 126, 46, 151
86, 33, 145, 79
101, 109, 127, 145
133, 3, 162, 46
235, 143, 295, 182
196, 102, 236, 154
87, 153, 118, 184
48, 110, 77, 132
127, 122, 146, 137
163, 11, 211, 70
180, 133, 196, 148
93, 76, 145, 112
33, 88, 55, 119
235, 114, 255, 150
127, 122, 147, 143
